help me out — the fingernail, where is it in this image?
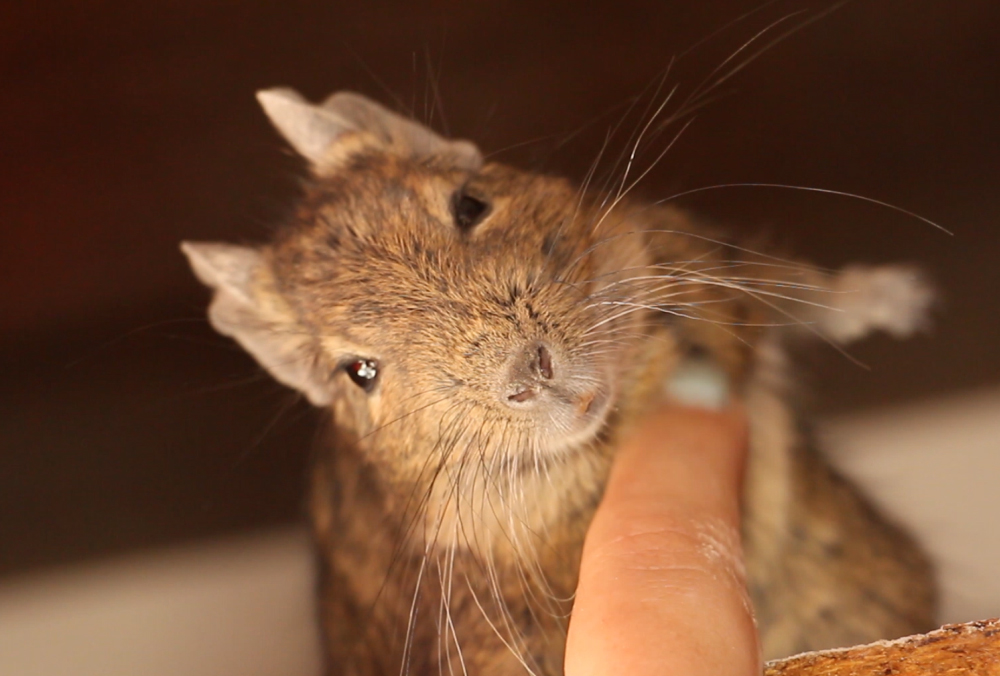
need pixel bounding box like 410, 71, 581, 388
664, 358, 731, 411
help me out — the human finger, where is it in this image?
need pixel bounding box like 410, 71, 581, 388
564, 403, 758, 676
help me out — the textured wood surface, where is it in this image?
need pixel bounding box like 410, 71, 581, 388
766, 620, 1000, 676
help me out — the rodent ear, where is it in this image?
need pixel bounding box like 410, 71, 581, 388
810, 265, 935, 344
742, 262, 934, 345
180, 241, 332, 406
256, 87, 482, 173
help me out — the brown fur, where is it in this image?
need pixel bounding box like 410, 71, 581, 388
184, 91, 936, 676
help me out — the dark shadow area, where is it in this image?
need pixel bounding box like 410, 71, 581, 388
2, 0, 998, 577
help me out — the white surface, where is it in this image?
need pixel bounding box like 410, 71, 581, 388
1, 389, 998, 675
0, 529, 322, 676
823, 388, 1000, 625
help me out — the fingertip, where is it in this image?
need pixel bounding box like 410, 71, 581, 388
661, 357, 748, 441
665, 358, 731, 410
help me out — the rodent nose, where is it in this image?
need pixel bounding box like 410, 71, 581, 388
506, 343, 555, 406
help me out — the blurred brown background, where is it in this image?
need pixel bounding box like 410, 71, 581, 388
2, 0, 998, 579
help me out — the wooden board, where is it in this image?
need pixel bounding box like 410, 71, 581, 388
766, 620, 1000, 676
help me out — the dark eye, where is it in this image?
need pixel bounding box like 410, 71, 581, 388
345, 358, 379, 392
451, 190, 489, 231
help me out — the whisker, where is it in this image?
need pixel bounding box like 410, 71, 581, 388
654, 183, 952, 235
591, 117, 698, 236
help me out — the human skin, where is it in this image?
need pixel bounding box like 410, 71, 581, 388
565, 403, 759, 676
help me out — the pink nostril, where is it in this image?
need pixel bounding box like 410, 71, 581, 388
537, 345, 554, 380
504, 343, 554, 407
508, 387, 537, 403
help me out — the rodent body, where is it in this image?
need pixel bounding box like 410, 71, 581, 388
183, 89, 936, 675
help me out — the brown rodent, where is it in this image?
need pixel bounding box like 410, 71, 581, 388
182, 88, 936, 675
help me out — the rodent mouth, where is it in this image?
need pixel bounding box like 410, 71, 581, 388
577, 386, 609, 421
575, 390, 597, 416
542, 384, 613, 456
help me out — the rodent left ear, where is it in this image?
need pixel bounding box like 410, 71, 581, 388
256, 87, 482, 173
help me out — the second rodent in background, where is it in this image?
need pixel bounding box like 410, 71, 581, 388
183, 87, 936, 675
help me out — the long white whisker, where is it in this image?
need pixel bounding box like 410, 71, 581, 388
654, 183, 952, 235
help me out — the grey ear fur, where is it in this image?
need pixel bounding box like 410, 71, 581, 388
816, 265, 934, 344
181, 241, 331, 406
256, 87, 482, 171
256, 88, 357, 167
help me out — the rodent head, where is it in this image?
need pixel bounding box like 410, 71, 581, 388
277, 152, 655, 471
183, 89, 661, 485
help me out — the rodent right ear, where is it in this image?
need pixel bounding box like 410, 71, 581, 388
180, 241, 332, 407
256, 87, 482, 173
